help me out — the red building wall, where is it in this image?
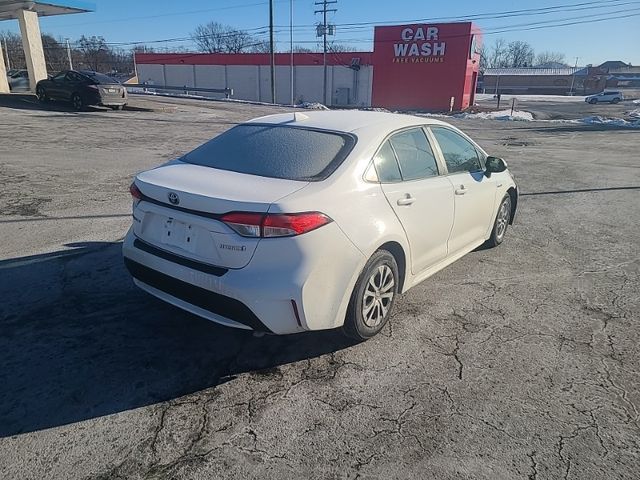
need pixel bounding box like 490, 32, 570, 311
371, 22, 481, 111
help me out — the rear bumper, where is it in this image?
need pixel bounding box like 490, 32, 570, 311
122, 223, 364, 335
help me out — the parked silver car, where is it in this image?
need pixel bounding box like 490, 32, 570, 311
7, 69, 30, 92
585, 91, 624, 104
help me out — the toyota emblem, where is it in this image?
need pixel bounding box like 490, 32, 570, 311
167, 192, 180, 205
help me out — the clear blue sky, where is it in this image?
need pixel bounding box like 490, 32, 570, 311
3, 0, 639, 65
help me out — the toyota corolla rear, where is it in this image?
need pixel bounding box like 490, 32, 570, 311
123, 122, 364, 334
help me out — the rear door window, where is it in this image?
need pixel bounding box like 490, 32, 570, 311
373, 141, 402, 183
182, 124, 356, 181
389, 128, 439, 180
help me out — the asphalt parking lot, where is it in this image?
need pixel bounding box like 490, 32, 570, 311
1, 94, 639, 480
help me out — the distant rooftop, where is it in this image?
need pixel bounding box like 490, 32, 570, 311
0, 1, 94, 21
484, 67, 587, 76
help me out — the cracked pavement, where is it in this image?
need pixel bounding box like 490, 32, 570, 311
0, 95, 639, 479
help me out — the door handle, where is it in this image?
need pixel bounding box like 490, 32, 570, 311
397, 194, 415, 206
455, 185, 467, 195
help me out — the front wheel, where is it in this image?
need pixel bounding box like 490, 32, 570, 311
343, 250, 399, 341
36, 86, 48, 102
485, 194, 512, 248
589, 98, 598, 104
612, 98, 620, 104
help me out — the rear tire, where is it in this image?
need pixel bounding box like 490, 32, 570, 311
71, 93, 84, 111
612, 98, 620, 104
343, 250, 399, 341
485, 194, 512, 248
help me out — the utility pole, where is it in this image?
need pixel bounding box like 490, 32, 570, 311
269, 0, 276, 103
289, 0, 294, 105
4, 37, 10, 70
315, 0, 337, 106
569, 56, 579, 96
65, 38, 73, 70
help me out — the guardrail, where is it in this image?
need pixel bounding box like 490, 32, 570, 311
125, 84, 233, 99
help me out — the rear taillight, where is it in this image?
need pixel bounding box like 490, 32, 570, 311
220, 212, 332, 238
129, 182, 142, 200
219, 212, 263, 237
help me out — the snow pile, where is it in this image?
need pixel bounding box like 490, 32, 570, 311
296, 102, 329, 110
633, 99, 640, 105
628, 109, 640, 119
579, 116, 640, 128
476, 94, 586, 103
457, 109, 535, 121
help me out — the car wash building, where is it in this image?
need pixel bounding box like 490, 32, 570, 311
135, 22, 481, 111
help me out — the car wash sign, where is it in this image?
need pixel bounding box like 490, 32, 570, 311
392, 25, 446, 63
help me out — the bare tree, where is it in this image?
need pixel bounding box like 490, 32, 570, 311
191, 22, 262, 54
506, 40, 535, 67
327, 43, 350, 52
78, 35, 109, 71
534, 51, 568, 67
41, 34, 68, 72
191, 22, 228, 53
223, 28, 254, 54
0, 31, 25, 69
293, 45, 314, 53
488, 38, 509, 68
249, 41, 271, 53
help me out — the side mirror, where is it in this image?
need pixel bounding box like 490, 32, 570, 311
484, 156, 507, 177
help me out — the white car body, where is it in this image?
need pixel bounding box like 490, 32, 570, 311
123, 111, 518, 335
585, 91, 624, 104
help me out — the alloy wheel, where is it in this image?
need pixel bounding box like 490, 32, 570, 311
362, 265, 395, 327
495, 199, 510, 241
72, 95, 83, 110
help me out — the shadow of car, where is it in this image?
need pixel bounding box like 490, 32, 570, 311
0, 240, 355, 437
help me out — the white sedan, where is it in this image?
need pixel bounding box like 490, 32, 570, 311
123, 111, 518, 340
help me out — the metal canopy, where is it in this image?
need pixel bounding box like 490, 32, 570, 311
0, 0, 93, 20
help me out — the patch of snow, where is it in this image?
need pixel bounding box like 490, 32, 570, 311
457, 109, 535, 121
628, 108, 640, 119
409, 112, 451, 119
579, 116, 640, 128
295, 102, 329, 110
476, 93, 586, 103
633, 99, 640, 105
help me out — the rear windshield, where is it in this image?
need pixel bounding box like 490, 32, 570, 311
80, 71, 119, 84
182, 124, 356, 181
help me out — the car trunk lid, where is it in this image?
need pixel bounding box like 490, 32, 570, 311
133, 161, 309, 269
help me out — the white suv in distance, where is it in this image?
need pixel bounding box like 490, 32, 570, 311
123, 111, 518, 340
585, 91, 624, 104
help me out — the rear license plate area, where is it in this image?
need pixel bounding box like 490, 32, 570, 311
162, 218, 196, 252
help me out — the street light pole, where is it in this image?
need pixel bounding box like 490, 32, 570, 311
269, 0, 276, 104
65, 38, 73, 70
290, 0, 294, 105
569, 57, 579, 96
4, 37, 10, 70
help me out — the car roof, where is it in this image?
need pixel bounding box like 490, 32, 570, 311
244, 110, 451, 134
